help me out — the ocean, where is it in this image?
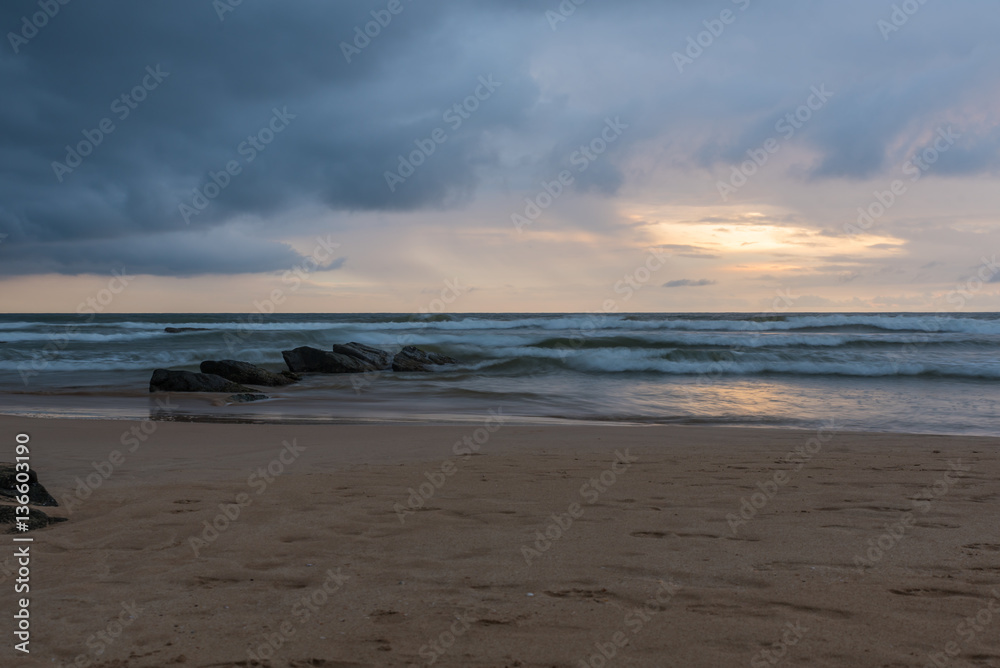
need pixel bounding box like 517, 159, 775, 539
1, 312, 999, 436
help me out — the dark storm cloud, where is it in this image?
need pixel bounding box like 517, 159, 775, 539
0, 0, 997, 276
0, 0, 545, 274
0, 227, 335, 277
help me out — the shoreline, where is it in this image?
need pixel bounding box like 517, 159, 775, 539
4, 411, 1000, 440
4, 311, 1000, 440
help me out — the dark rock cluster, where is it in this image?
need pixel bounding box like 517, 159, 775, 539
200, 360, 300, 386
0, 464, 58, 506
0, 463, 64, 533
149, 344, 458, 397
392, 345, 460, 372
283, 342, 457, 373
149, 369, 256, 394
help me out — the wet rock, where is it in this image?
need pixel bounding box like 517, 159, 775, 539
227, 393, 269, 403
331, 342, 393, 370
391, 346, 459, 372
0, 505, 66, 533
282, 346, 377, 374
200, 360, 298, 387
0, 463, 58, 506
149, 369, 256, 393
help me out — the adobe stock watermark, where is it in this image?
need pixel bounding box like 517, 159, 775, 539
340, 0, 416, 63
726, 420, 836, 534
546, 0, 586, 31
180, 106, 296, 224
673, 0, 752, 74
18, 269, 135, 384
943, 254, 1000, 310
350, 278, 471, 395
511, 117, 629, 232
222, 234, 341, 355
421, 278, 468, 315
188, 438, 306, 556
60, 397, 178, 514
213, 0, 244, 22
883, 254, 998, 374
58, 601, 145, 668
7, 0, 73, 54
576, 580, 680, 668
384, 75, 502, 193
923, 589, 1000, 668
845, 125, 959, 237
521, 450, 638, 566
717, 85, 834, 202
245, 567, 350, 664
547, 249, 671, 360
852, 459, 971, 573
52, 65, 170, 182
393, 410, 507, 523
418, 612, 475, 666
674, 286, 801, 403
750, 620, 809, 668
877, 0, 931, 41
613, 248, 670, 302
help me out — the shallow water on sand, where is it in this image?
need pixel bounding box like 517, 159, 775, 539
2, 312, 999, 435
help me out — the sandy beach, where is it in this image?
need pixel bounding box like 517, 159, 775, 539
0, 416, 997, 667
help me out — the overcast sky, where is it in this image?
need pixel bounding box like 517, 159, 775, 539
1, 0, 998, 312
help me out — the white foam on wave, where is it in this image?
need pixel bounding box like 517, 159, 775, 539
463, 344, 1000, 378
112, 321, 342, 331
563, 348, 1000, 378
2, 321, 992, 351
0, 331, 171, 343
0, 321, 46, 331
276, 330, 989, 356
0, 345, 287, 371
167, 313, 1000, 335
1, 314, 996, 380
7, 313, 1000, 336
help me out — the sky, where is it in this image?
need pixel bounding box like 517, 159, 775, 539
1, 0, 998, 313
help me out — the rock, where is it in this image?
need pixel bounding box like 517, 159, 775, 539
164, 327, 209, 333
282, 346, 379, 374
149, 369, 256, 393
391, 346, 459, 372
0, 505, 66, 533
331, 342, 393, 370
227, 393, 269, 403
280, 370, 302, 382
0, 463, 58, 506
200, 360, 298, 386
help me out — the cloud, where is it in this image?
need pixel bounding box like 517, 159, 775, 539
0, 0, 997, 284
656, 244, 718, 259
0, 1, 546, 274
0, 226, 344, 277
663, 279, 716, 288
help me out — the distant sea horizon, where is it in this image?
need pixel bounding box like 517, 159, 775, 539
2, 312, 998, 437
